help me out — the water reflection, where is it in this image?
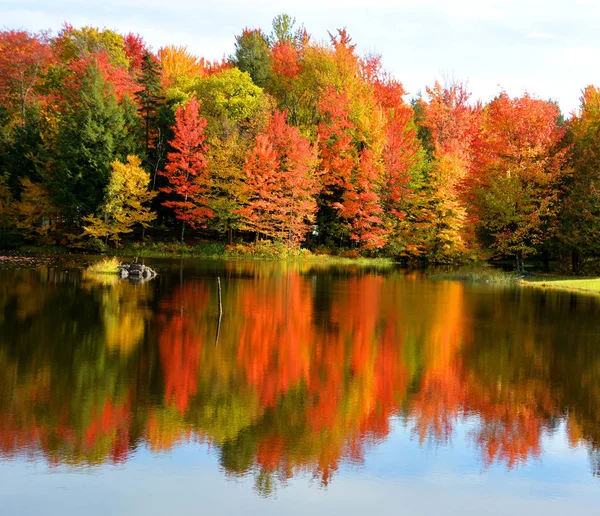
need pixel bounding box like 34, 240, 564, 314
0, 260, 599, 494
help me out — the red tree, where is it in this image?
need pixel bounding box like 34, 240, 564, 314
0, 30, 51, 122
241, 110, 317, 244
160, 96, 212, 242
317, 87, 386, 249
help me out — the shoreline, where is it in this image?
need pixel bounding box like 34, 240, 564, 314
429, 266, 600, 296
0, 244, 396, 268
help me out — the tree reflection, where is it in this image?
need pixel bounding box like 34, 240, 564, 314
0, 264, 599, 494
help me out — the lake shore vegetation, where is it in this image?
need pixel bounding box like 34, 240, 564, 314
1, 17, 599, 274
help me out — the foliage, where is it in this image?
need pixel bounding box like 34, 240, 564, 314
0, 20, 599, 270
205, 130, 249, 242
47, 57, 130, 220
240, 110, 317, 244
82, 155, 156, 244
159, 96, 212, 241
15, 178, 61, 244
470, 93, 567, 270
231, 29, 271, 88
86, 256, 121, 274
0, 30, 51, 123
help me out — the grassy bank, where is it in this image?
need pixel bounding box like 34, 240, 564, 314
429, 265, 519, 285
519, 275, 600, 295
430, 265, 600, 295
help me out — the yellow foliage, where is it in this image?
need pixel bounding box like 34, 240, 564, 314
0, 175, 16, 229
83, 155, 157, 245
159, 45, 204, 89
16, 178, 60, 243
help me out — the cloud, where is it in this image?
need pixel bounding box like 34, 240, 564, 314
527, 32, 556, 40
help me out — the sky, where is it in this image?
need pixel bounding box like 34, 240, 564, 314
2, 0, 600, 115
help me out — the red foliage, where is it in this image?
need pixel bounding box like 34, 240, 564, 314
160, 96, 213, 230
123, 32, 149, 72
317, 87, 355, 191
271, 42, 300, 79
66, 52, 141, 103
241, 110, 317, 243
0, 30, 52, 119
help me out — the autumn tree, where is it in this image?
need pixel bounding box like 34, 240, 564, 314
205, 130, 249, 244
471, 93, 567, 271
240, 110, 317, 244
158, 45, 204, 90
420, 81, 479, 262
54, 24, 129, 68
0, 30, 51, 123
160, 96, 212, 242
559, 86, 600, 272
15, 178, 60, 243
316, 87, 387, 250
82, 155, 156, 244
363, 55, 425, 255
191, 68, 267, 133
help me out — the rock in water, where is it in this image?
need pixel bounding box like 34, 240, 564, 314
117, 262, 156, 282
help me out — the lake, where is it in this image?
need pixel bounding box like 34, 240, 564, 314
0, 257, 599, 515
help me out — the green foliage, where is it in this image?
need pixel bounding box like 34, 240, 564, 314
48, 58, 128, 220
191, 68, 267, 132
231, 29, 271, 88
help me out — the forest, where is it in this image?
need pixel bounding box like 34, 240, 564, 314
1, 15, 599, 270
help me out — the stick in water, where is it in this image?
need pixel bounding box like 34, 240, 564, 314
215, 276, 223, 346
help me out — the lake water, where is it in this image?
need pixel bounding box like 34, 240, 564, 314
0, 257, 599, 515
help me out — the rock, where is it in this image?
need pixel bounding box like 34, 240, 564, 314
119, 262, 157, 282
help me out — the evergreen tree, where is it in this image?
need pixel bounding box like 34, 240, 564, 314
135, 51, 164, 163
49, 58, 127, 222
231, 29, 271, 88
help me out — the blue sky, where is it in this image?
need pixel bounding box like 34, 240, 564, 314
2, 0, 600, 114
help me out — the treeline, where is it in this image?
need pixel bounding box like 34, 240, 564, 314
0, 16, 598, 269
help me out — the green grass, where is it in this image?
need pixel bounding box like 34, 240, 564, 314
520, 275, 600, 294
429, 265, 519, 284
86, 256, 121, 274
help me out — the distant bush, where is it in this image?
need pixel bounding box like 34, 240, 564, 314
226, 240, 311, 259
429, 265, 519, 284
338, 249, 361, 259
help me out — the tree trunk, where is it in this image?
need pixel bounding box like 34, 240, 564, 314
572, 250, 581, 274
515, 251, 524, 272
180, 220, 185, 244
227, 227, 233, 246
542, 248, 550, 273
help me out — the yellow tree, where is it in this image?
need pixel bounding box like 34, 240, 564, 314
15, 178, 60, 244
0, 175, 17, 243
83, 155, 156, 244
